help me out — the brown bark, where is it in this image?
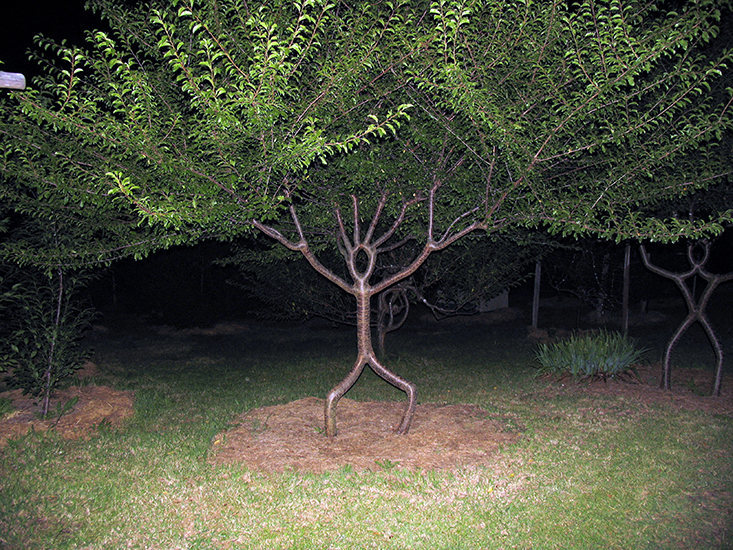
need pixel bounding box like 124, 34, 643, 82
43, 266, 64, 417
532, 259, 541, 330
252, 183, 497, 436
639, 241, 733, 396
325, 291, 416, 437
622, 243, 631, 336
376, 286, 410, 357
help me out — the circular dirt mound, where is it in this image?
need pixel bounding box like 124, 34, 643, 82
210, 397, 518, 473
0, 385, 135, 448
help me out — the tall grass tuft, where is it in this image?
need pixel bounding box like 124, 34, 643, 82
535, 330, 647, 381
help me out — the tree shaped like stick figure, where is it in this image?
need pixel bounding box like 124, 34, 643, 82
640, 241, 733, 396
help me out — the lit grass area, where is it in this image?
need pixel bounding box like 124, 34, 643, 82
0, 396, 13, 418
1, 319, 731, 548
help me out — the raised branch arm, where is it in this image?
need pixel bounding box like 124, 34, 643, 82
334, 204, 353, 254
639, 241, 733, 395
252, 204, 352, 294
372, 206, 483, 296
251, 218, 302, 252
352, 195, 361, 245
365, 192, 389, 244
373, 193, 424, 249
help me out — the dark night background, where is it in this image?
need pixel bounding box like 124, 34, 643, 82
0, 1, 95, 77
2, 1, 731, 329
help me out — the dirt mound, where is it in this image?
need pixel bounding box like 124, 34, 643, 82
535, 363, 733, 416
209, 397, 518, 473
0, 385, 135, 448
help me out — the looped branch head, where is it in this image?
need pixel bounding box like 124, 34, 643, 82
687, 239, 710, 269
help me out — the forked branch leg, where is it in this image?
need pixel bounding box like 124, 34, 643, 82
368, 354, 417, 434
325, 356, 367, 437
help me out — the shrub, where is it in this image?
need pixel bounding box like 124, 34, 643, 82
0, 275, 23, 376
535, 330, 647, 381
3, 269, 96, 417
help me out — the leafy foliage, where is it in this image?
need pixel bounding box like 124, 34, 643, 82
1, 0, 416, 267
1, 1, 729, 264
408, 0, 733, 242
2, 268, 95, 417
535, 330, 647, 381
0, 275, 24, 375
1, 0, 732, 431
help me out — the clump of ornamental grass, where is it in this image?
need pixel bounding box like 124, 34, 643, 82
535, 330, 647, 382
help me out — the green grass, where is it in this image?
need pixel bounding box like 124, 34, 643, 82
0, 396, 13, 418
1, 318, 731, 549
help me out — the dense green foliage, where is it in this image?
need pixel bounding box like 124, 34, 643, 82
1, 0, 416, 267
535, 330, 648, 380
0, 0, 731, 426
0, 216, 99, 411
1, 0, 731, 266
1, 268, 95, 416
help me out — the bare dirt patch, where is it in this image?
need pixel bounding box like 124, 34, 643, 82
208, 363, 733, 475
538, 363, 733, 416
0, 385, 135, 448
209, 397, 518, 474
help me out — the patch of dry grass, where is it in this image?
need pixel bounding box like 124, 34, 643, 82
211, 397, 518, 473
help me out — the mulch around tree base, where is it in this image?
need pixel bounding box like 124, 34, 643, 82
544, 363, 733, 416
209, 397, 518, 474
0, 385, 135, 448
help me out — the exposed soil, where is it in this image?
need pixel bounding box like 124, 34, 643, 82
207, 361, 733, 474
209, 397, 518, 473
537, 362, 733, 416
0, 384, 134, 448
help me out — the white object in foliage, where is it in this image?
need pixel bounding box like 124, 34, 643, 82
0, 71, 26, 90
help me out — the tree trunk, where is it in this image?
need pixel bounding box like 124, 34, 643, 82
43, 267, 64, 417
532, 259, 541, 329
622, 243, 630, 336
253, 191, 484, 437
376, 287, 410, 357
325, 291, 417, 437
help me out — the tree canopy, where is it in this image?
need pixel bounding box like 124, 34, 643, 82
1, 0, 732, 434
2, 1, 731, 257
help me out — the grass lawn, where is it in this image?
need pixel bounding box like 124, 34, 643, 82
0, 313, 731, 549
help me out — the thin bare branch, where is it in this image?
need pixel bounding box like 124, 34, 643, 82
373, 194, 424, 249
365, 191, 389, 244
